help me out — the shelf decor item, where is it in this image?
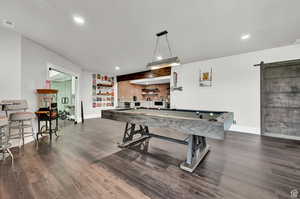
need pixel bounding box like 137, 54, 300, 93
199, 67, 213, 87
171, 71, 183, 91
92, 74, 115, 108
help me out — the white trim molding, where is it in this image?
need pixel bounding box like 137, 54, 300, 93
229, 125, 261, 135
84, 113, 101, 119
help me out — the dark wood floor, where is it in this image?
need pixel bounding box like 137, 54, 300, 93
1, 118, 300, 199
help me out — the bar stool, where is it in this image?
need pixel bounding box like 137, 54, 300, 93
9, 112, 36, 147
0, 116, 13, 164
3, 100, 36, 147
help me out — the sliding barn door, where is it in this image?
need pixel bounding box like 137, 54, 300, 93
261, 59, 300, 139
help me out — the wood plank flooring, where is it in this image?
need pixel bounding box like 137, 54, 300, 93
1, 118, 300, 199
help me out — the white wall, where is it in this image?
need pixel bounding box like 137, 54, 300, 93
81, 71, 99, 119
171, 44, 300, 134
0, 27, 21, 100
0, 28, 84, 144
21, 37, 83, 121
0, 27, 107, 122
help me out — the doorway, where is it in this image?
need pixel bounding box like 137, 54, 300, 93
261, 59, 300, 139
47, 66, 79, 127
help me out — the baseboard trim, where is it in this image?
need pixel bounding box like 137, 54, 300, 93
229, 125, 261, 135
84, 114, 101, 119
263, 133, 300, 141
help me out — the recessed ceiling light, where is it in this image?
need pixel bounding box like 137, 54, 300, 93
73, 15, 85, 25
2, 19, 15, 28
241, 34, 251, 40
151, 66, 160, 70
115, 66, 120, 70
156, 56, 163, 60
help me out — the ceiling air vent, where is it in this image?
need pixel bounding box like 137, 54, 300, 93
2, 19, 15, 29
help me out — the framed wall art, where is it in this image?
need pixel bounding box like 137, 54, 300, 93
199, 67, 212, 87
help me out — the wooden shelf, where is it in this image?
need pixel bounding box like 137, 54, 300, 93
142, 93, 158, 96
96, 93, 114, 96
37, 89, 58, 94
142, 88, 159, 93
93, 74, 115, 108
97, 84, 114, 87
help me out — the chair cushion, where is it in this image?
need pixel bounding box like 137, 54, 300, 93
2, 100, 28, 111
9, 112, 35, 121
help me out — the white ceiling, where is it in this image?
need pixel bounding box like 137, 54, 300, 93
1, 0, 300, 75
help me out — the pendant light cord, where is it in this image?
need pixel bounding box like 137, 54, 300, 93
151, 31, 173, 62
152, 37, 159, 61
165, 34, 173, 57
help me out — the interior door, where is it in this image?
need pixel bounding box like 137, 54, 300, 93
261, 59, 300, 139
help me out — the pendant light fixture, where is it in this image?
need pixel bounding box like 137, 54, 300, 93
146, 30, 180, 70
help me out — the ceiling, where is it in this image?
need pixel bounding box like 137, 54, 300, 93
1, 0, 300, 75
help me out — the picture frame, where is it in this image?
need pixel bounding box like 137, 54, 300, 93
199, 67, 212, 87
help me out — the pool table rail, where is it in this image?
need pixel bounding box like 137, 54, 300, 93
102, 108, 233, 140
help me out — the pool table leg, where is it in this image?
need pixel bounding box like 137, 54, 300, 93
180, 135, 210, 172
119, 123, 150, 148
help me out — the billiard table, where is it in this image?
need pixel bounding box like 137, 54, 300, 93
102, 108, 234, 172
